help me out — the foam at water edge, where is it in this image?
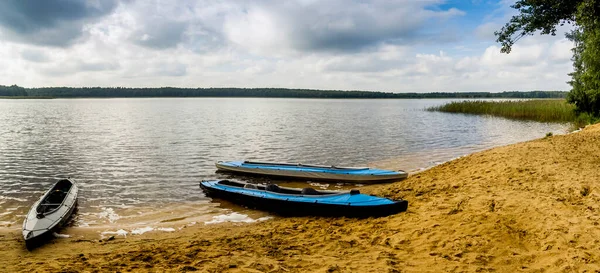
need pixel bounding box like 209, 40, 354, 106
131, 227, 154, 235
179, 221, 197, 230
76, 222, 91, 227
98, 207, 121, 223
99, 226, 177, 238
53, 232, 70, 238
157, 227, 176, 232
100, 229, 128, 238
204, 212, 273, 225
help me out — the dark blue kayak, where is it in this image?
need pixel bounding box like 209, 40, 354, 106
200, 180, 408, 217
215, 161, 408, 183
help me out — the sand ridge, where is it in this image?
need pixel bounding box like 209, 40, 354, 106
2, 124, 600, 272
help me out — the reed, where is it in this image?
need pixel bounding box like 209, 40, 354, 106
427, 99, 579, 123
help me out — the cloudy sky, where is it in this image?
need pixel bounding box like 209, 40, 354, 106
0, 0, 575, 92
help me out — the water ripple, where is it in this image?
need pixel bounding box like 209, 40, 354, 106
0, 98, 570, 228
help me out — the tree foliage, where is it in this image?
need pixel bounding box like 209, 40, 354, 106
0, 84, 27, 96
496, 0, 600, 116
565, 27, 600, 115
495, 0, 579, 54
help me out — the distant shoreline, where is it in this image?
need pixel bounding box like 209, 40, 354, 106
0, 85, 567, 99
0, 96, 54, 99
0, 96, 567, 100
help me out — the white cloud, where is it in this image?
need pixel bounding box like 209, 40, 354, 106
549, 38, 574, 63
0, 0, 120, 47
481, 44, 544, 67
0, 0, 575, 92
474, 22, 501, 40
20, 48, 51, 63
223, 6, 291, 55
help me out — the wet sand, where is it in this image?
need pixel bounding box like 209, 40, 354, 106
2, 124, 600, 272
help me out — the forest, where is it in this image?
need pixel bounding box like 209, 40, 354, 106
0, 85, 567, 99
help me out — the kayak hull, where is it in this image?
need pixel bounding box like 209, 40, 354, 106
22, 178, 79, 249
200, 180, 408, 218
216, 161, 408, 183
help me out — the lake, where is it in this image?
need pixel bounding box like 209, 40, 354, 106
0, 98, 570, 232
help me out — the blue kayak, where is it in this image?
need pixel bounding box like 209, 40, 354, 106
199, 180, 408, 217
215, 161, 408, 183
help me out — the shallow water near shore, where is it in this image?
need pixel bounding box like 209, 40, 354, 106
0, 98, 569, 235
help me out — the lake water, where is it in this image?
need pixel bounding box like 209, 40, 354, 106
0, 98, 569, 233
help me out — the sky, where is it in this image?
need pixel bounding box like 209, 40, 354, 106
0, 0, 576, 92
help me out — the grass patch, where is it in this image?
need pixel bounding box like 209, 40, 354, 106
427, 99, 581, 124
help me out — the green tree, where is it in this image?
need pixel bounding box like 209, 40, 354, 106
495, 0, 600, 116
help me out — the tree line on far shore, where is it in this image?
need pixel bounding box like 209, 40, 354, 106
0, 85, 567, 99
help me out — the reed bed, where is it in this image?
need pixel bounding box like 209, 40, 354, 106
427, 99, 578, 123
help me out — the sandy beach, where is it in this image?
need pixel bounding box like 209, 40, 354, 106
2, 123, 600, 272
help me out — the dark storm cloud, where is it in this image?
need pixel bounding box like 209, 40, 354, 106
224, 0, 465, 53
287, 4, 425, 52
293, 27, 428, 52
0, 0, 120, 46
0, 0, 465, 55
295, 8, 463, 52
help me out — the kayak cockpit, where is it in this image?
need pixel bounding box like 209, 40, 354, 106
36, 179, 73, 216
216, 179, 349, 196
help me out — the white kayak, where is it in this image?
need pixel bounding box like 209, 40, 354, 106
22, 178, 78, 249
